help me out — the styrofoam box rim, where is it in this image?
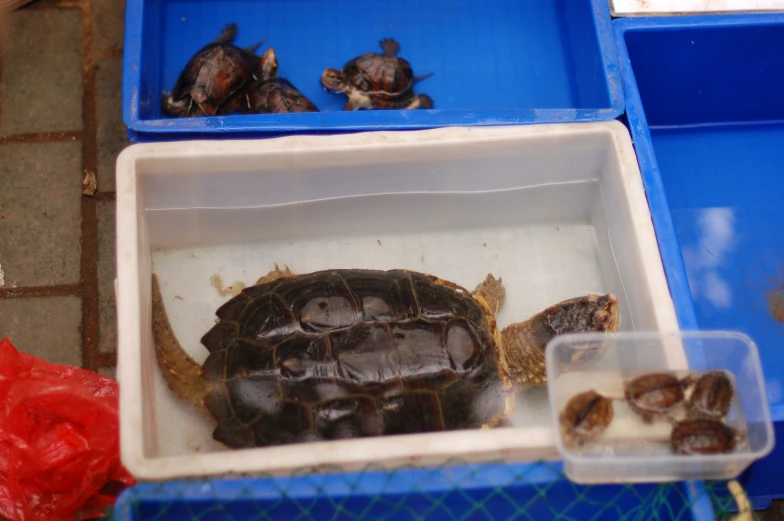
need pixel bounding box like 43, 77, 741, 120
610, 0, 784, 16
116, 121, 681, 480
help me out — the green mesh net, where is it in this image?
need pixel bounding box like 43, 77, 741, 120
106, 459, 757, 521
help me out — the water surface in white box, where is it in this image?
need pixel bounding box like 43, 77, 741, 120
147, 181, 632, 457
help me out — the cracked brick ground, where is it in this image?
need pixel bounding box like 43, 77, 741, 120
0, 1, 783, 520
0, 0, 126, 374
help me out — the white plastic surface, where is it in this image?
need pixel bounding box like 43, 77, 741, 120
547, 331, 775, 484
116, 121, 680, 480
610, 0, 784, 16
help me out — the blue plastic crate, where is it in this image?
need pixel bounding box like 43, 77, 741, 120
121, 0, 623, 142
113, 462, 723, 521
614, 13, 784, 507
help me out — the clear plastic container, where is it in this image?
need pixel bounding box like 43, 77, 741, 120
546, 330, 775, 484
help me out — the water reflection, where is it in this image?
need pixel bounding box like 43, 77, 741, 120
681, 207, 739, 311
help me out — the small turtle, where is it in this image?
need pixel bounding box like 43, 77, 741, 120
151, 266, 620, 448
161, 23, 266, 118
321, 38, 434, 111
245, 48, 319, 114
624, 372, 689, 423
671, 418, 742, 455
559, 390, 614, 447
687, 371, 734, 419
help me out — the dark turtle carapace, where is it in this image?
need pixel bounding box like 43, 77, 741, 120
559, 390, 614, 447
624, 372, 689, 423
161, 23, 266, 118
687, 371, 734, 420
245, 48, 319, 114
321, 38, 434, 111
152, 266, 620, 449
670, 418, 742, 455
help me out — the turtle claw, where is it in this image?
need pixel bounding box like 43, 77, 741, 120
255, 263, 294, 285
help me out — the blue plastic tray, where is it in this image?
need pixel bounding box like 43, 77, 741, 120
121, 0, 623, 142
113, 462, 722, 521
615, 13, 784, 507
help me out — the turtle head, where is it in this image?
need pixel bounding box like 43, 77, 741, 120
499, 293, 620, 388
161, 91, 193, 118
552, 293, 620, 335
321, 68, 347, 93
260, 47, 278, 83
543, 293, 620, 369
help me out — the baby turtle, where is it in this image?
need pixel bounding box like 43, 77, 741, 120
321, 38, 434, 110
151, 266, 620, 448
624, 372, 689, 423
559, 390, 614, 447
245, 48, 319, 114
671, 418, 742, 455
687, 371, 734, 419
161, 23, 266, 118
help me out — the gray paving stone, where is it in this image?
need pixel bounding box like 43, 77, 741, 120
97, 366, 117, 380
97, 200, 116, 353
0, 296, 83, 367
0, 142, 83, 287
1, 9, 83, 134
92, 0, 125, 55
96, 59, 129, 192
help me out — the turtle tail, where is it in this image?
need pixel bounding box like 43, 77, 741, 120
151, 273, 209, 410
413, 72, 434, 83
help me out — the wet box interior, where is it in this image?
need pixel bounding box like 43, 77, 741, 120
116, 122, 679, 479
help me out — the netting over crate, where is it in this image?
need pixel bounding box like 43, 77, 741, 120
111, 459, 755, 521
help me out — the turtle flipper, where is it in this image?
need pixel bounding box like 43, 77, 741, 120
214, 23, 238, 44
499, 293, 620, 387
151, 273, 209, 410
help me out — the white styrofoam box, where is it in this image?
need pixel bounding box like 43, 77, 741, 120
610, 0, 784, 16
116, 121, 680, 480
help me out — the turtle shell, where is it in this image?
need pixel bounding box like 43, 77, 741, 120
247, 78, 319, 114
167, 26, 262, 117
343, 53, 415, 99
670, 418, 740, 455
198, 269, 504, 448
624, 372, 687, 423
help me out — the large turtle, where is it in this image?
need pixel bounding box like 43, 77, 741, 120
321, 38, 434, 110
245, 48, 319, 114
161, 23, 266, 118
152, 265, 620, 448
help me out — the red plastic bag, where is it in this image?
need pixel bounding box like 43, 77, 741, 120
0, 338, 135, 521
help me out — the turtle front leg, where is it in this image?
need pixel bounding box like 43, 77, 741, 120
344, 92, 373, 111
472, 273, 506, 315
255, 263, 295, 285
